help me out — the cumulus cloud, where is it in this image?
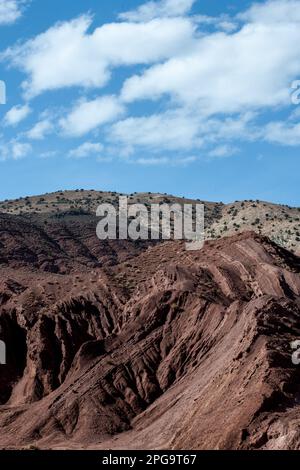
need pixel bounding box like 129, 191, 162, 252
11, 140, 31, 159
263, 120, 300, 145
110, 107, 257, 156
3, 14, 195, 98
27, 119, 53, 140
2, 0, 300, 166
110, 109, 203, 152
108, 107, 258, 164
239, 0, 300, 24
121, 18, 300, 114
0, 140, 32, 160
0, 0, 26, 25
4, 104, 31, 126
208, 145, 239, 158
60, 95, 125, 137
119, 0, 195, 22
69, 142, 104, 158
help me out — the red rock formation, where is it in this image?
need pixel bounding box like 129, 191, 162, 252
0, 222, 300, 449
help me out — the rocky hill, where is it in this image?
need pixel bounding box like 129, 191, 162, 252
0, 223, 300, 449
0, 190, 299, 254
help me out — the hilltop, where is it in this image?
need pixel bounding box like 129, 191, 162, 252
0, 190, 299, 254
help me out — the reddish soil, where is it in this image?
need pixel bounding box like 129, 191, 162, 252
0, 212, 300, 449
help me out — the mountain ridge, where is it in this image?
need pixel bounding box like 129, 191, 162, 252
0, 189, 299, 255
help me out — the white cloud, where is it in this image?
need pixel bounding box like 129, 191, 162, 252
0, 140, 32, 160
11, 141, 31, 159
110, 108, 256, 159
110, 109, 203, 152
4, 103, 31, 126
135, 155, 197, 166
60, 95, 125, 137
107, 107, 260, 166
27, 119, 53, 140
135, 156, 170, 165
3, 15, 195, 98
121, 1, 300, 115
0, 0, 25, 25
217, 20, 238, 33
263, 120, 300, 145
208, 145, 239, 158
69, 142, 104, 158
239, 0, 300, 24
192, 13, 239, 33
3, 0, 300, 165
119, 0, 195, 22
213, 113, 257, 145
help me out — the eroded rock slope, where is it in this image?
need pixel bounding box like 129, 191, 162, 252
0, 223, 300, 449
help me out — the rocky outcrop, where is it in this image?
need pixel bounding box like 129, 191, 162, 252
0, 228, 300, 449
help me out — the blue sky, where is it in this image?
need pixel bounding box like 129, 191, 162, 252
0, 0, 300, 205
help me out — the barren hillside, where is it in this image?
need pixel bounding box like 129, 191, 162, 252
0, 222, 300, 449
0, 191, 299, 254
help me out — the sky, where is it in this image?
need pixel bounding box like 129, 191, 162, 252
0, 0, 300, 205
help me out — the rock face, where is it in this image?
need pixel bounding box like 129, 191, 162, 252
0, 213, 300, 449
